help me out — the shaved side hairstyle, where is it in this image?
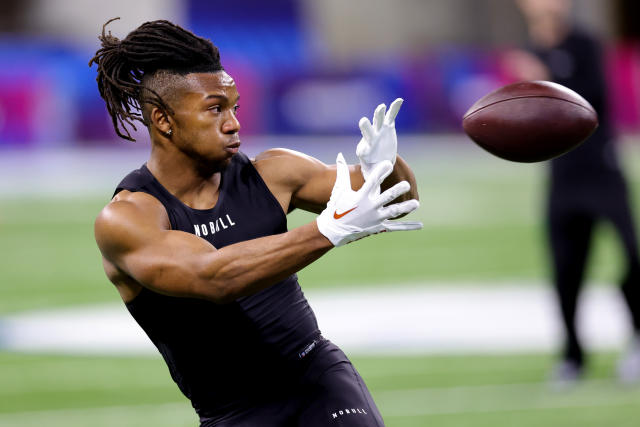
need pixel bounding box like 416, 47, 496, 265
89, 18, 224, 141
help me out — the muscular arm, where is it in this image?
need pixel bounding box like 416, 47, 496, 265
95, 191, 331, 304
254, 149, 419, 215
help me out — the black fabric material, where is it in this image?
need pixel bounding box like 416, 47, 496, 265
114, 152, 321, 418
200, 340, 385, 427
531, 28, 640, 366
530, 28, 622, 190
547, 186, 640, 365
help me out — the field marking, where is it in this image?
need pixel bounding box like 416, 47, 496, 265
0, 283, 633, 356
0, 380, 639, 424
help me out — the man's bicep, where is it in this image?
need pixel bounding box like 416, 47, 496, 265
254, 148, 364, 214
95, 201, 217, 298
119, 231, 218, 298
292, 163, 364, 214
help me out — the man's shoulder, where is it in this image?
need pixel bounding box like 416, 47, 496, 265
253, 148, 325, 171
253, 147, 308, 163
96, 191, 169, 242
252, 148, 326, 187
110, 190, 165, 210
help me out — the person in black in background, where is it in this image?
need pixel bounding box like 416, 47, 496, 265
90, 18, 421, 426
507, 0, 640, 385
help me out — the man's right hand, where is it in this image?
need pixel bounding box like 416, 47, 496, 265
316, 153, 422, 247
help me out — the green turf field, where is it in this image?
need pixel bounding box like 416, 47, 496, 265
0, 352, 638, 427
0, 142, 639, 426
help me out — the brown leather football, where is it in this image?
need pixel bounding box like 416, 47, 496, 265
462, 80, 598, 163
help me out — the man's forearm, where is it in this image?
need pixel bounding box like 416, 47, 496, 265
197, 222, 332, 303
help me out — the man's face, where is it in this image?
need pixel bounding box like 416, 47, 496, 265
169, 71, 241, 167
517, 0, 572, 23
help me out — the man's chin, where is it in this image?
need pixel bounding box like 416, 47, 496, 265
193, 153, 233, 175
219, 155, 233, 169
215, 152, 236, 169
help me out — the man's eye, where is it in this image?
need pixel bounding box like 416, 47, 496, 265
208, 106, 221, 112
233, 105, 240, 113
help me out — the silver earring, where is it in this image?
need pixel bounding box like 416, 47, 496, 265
166, 129, 172, 137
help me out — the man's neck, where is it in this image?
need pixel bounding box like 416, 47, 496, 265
147, 145, 223, 210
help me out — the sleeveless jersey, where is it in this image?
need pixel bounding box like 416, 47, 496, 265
114, 152, 321, 419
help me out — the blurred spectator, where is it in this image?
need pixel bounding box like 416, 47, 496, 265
505, 0, 640, 385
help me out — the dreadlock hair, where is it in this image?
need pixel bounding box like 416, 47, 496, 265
89, 18, 224, 141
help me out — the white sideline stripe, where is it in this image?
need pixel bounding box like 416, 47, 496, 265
0, 380, 637, 422
0, 283, 633, 356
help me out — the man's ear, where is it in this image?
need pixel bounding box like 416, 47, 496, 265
150, 107, 173, 135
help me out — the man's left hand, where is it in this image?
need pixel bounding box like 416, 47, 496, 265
356, 98, 403, 181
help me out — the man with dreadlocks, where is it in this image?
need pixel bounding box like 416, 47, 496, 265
92, 18, 421, 426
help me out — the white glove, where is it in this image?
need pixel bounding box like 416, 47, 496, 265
356, 98, 403, 181
316, 153, 422, 247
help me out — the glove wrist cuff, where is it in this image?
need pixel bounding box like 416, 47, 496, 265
316, 218, 370, 247
316, 218, 342, 247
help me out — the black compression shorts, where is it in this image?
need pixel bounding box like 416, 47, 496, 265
200, 340, 385, 427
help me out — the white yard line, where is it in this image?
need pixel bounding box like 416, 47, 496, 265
0, 283, 633, 356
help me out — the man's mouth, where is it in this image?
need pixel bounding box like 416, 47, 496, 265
225, 139, 241, 154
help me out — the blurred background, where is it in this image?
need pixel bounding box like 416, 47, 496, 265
1, 0, 639, 426
1, 0, 639, 143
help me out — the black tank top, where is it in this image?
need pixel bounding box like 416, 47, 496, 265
114, 152, 321, 418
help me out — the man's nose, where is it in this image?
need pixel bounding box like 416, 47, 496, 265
222, 110, 241, 134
